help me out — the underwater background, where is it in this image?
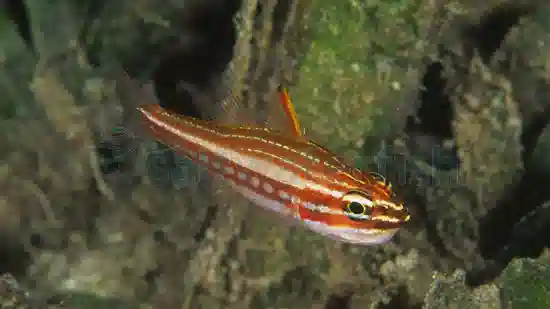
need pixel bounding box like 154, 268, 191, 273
0, 0, 549, 308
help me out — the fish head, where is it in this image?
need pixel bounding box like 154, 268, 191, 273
312, 173, 409, 245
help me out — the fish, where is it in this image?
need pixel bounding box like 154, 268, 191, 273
134, 80, 410, 245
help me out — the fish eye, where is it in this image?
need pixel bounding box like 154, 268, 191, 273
341, 191, 373, 221
346, 201, 366, 215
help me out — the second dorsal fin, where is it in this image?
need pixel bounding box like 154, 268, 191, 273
262, 84, 303, 138
170, 63, 304, 138
276, 85, 302, 137
212, 78, 304, 138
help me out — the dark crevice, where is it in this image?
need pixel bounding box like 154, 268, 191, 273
473, 4, 548, 265
0, 234, 31, 278
480, 101, 550, 259
29, 233, 42, 248
404, 52, 456, 261
407, 3, 538, 164
378, 286, 422, 309
462, 4, 537, 63
497, 202, 550, 261
521, 102, 550, 165
3, 0, 33, 50
405, 61, 459, 171
324, 292, 352, 309
144, 0, 295, 244
469, 193, 550, 286
152, 0, 242, 119
138, 0, 241, 234
479, 173, 550, 259
458, 3, 549, 285
465, 260, 501, 286
407, 3, 542, 273
407, 62, 454, 141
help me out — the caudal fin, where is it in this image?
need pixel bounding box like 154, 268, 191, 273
113, 69, 162, 136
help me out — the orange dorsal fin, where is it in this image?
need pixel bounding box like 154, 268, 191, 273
277, 86, 302, 137
213, 75, 303, 138
263, 85, 303, 138
209, 61, 302, 135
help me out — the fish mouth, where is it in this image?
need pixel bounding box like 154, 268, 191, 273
330, 228, 399, 245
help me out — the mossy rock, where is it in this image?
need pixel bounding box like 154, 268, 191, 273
499, 251, 550, 309
423, 251, 550, 309
422, 270, 500, 309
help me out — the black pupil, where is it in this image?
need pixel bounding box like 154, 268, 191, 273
348, 201, 365, 215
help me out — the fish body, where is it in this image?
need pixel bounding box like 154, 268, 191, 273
137, 97, 409, 245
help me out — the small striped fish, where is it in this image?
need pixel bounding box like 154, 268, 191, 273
137, 85, 409, 245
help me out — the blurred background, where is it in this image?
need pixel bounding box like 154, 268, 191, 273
1, 0, 550, 308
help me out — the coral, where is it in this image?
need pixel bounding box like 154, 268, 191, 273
423, 270, 500, 309
423, 249, 550, 309
499, 249, 550, 308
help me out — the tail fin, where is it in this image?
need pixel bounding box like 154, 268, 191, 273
113, 70, 161, 137
98, 69, 162, 170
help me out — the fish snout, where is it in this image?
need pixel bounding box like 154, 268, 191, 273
372, 200, 410, 225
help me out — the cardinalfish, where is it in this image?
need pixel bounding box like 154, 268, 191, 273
135, 82, 410, 245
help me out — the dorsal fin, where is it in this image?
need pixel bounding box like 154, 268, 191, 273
270, 85, 302, 137
207, 67, 304, 137
215, 84, 258, 127
117, 62, 304, 138
257, 83, 304, 138
197, 67, 259, 127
